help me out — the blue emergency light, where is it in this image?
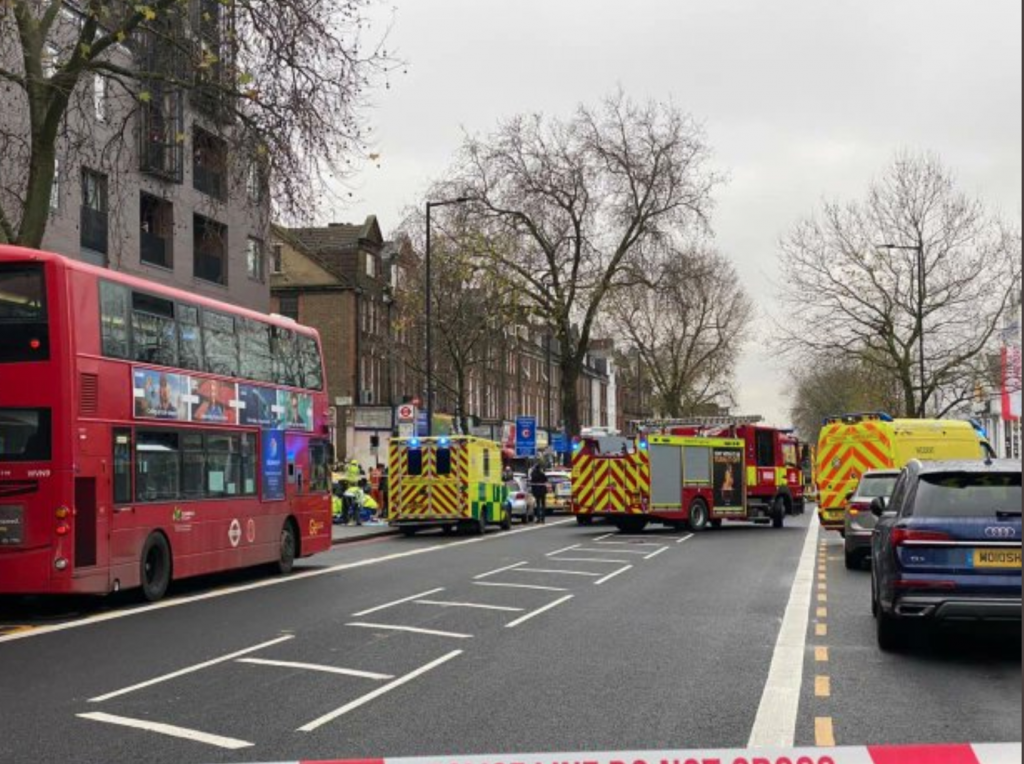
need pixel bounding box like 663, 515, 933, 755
638, 439, 649, 450
438, 437, 450, 448
409, 438, 421, 449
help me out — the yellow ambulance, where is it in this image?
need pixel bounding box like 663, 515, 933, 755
388, 436, 509, 536
816, 413, 993, 533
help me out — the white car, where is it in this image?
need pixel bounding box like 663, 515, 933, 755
504, 476, 537, 522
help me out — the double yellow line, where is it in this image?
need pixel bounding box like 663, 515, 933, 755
813, 537, 835, 747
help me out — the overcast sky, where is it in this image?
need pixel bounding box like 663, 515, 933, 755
337, 0, 1022, 426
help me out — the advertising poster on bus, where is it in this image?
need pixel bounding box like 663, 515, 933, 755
262, 429, 285, 500
191, 378, 237, 424
278, 390, 312, 431
239, 384, 278, 428
133, 369, 188, 421
713, 446, 744, 514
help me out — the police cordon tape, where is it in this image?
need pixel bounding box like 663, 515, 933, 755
242, 743, 1023, 764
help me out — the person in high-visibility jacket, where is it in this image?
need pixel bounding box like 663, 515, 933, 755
345, 459, 361, 486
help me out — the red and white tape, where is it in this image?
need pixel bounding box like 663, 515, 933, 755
253, 744, 1023, 764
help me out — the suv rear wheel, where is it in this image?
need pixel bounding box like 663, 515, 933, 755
876, 609, 907, 651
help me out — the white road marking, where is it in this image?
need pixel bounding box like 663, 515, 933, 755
545, 544, 581, 556
644, 546, 670, 560
748, 516, 820, 747
595, 539, 663, 547
346, 622, 473, 639
297, 650, 463, 732
472, 581, 569, 593
594, 565, 633, 585
516, 567, 602, 576
77, 712, 253, 750
473, 561, 528, 580
414, 599, 524, 612
0, 520, 572, 646
572, 547, 653, 555
88, 635, 293, 703
236, 658, 393, 680
676, 533, 695, 544
351, 587, 445, 617
548, 556, 633, 564
592, 532, 615, 541
505, 595, 574, 628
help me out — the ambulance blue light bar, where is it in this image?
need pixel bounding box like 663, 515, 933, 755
408, 438, 421, 449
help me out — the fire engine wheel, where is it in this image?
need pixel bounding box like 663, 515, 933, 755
140, 532, 172, 602
772, 497, 786, 528
688, 499, 709, 532
710, 518, 723, 530
576, 515, 594, 526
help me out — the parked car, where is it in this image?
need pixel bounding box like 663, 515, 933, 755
843, 469, 900, 569
870, 459, 1022, 651
547, 469, 572, 512
504, 475, 537, 523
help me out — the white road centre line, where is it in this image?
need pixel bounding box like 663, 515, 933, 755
644, 546, 671, 560
676, 533, 695, 544
747, 516, 820, 747
235, 658, 393, 680
472, 581, 569, 593
545, 544, 582, 556
549, 556, 633, 564
351, 587, 445, 617
505, 595, 574, 628
0, 519, 573, 646
88, 635, 294, 703
297, 650, 463, 732
414, 599, 524, 612
516, 567, 602, 577
594, 564, 633, 585
346, 622, 473, 639
77, 712, 253, 750
473, 561, 528, 580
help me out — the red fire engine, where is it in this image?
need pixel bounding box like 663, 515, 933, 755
634, 416, 806, 522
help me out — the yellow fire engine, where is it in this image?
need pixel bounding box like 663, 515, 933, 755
816, 412, 993, 533
388, 436, 510, 536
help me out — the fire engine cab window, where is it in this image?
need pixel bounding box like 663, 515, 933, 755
407, 449, 423, 476
0, 264, 50, 363
436, 448, 452, 476
0, 408, 51, 461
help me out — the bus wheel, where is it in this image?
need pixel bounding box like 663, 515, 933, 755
140, 532, 172, 602
277, 520, 298, 574
688, 499, 709, 532
772, 497, 786, 528
576, 515, 594, 526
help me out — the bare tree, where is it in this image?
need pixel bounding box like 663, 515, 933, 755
777, 152, 1022, 418
0, 0, 394, 247
607, 245, 752, 418
433, 92, 720, 436
788, 357, 905, 442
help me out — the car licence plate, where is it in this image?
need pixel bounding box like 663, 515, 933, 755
556, 485, 571, 497
973, 548, 1022, 569
821, 510, 844, 522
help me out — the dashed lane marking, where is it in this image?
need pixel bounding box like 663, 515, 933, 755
549, 556, 633, 565
815, 716, 836, 747
816, 622, 828, 637
414, 599, 524, 613
815, 646, 829, 662
644, 546, 671, 559
571, 547, 653, 555
297, 650, 463, 732
546, 544, 582, 556
815, 675, 831, 697
817, 592, 828, 603
504, 595, 574, 628
514, 568, 602, 577
351, 588, 445, 617
472, 581, 568, 593
346, 622, 473, 639
235, 658, 393, 680
89, 635, 294, 703
594, 564, 633, 585
473, 561, 528, 580
816, 607, 828, 618
676, 534, 695, 544
77, 712, 253, 750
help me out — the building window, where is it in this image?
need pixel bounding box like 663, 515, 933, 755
140, 193, 174, 269
193, 214, 227, 285
139, 88, 184, 182
246, 158, 266, 205
94, 74, 107, 122
246, 238, 264, 282
365, 253, 375, 278
80, 169, 108, 260
271, 244, 283, 274
278, 295, 299, 321
192, 127, 227, 201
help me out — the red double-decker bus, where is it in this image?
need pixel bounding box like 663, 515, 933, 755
0, 246, 333, 601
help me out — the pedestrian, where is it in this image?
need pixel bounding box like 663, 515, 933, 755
529, 461, 548, 524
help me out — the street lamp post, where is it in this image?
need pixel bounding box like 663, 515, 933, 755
877, 242, 926, 416
425, 197, 469, 437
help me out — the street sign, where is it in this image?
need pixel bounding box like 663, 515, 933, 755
515, 416, 537, 458
551, 433, 569, 454
398, 422, 415, 438
396, 404, 416, 422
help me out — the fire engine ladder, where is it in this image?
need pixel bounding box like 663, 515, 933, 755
632, 415, 764, 433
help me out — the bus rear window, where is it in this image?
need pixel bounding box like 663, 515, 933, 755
0, 265, 49, 362
0, 408, 52, 461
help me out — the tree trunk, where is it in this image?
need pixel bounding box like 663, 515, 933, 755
560, 354, 583, 437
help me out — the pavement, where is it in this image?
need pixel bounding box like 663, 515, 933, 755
0, 512, 1018, 764
331, 521, 397, 544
